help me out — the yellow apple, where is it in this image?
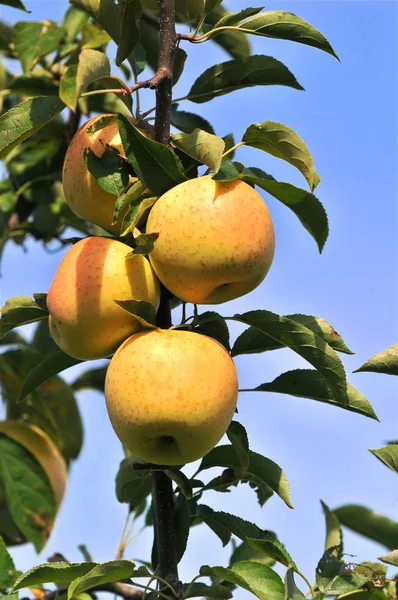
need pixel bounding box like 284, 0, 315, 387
146, 176, 275, 304
62, 114, 133, 234
47, 237, 160, 360
105, 329, 238, 465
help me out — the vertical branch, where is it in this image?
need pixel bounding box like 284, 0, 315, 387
151, 0, 180, 594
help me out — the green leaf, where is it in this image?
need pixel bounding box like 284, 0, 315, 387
195, 311, 230, 350
173, 48, 187, 86
369, 445, 398, 474
213, 7, 264, 28
203, 7, 251, 60
0, 535, 17, 590
113, 179, 146, 224
121, 195, 157, 236
0, 0, 29, 12
70, 0, 120, 45
213, 158, 243, 182
202, 562, 284, 600
174, 492, 190, 563
233, 313, 353, 357
231, 311, 347, 401
68, 561, 137, 599
130, 233, 159, 255
204, 0, 222, 15
241, 168, 328, 252
230, 542, 275, 568
334, 505, 398, 550
227, 421, 250, 472
195, 505, 232, 546
12, 562, 96, 591
60, 48, 111, 110
115, 457, 152, 508
378, 549, 398, 567
315, 548, 370, 595
0, 97, 65, 160
165, 470, 193, 499
0, 295, 48, 339
172, 129, 225, 173
81, 23, 111, 49
63, 5, 89, 42
84, 148, 129, 196
0, 435, 58, 553
171, 104, 215, 134
200, 446, 293, 509
18, 350, 81, 402
246, 370, 378, 421
91, 75, 133, 112
116, 0, 142, 66
242, 122, 315, 190
12, 21, 64, 73
188, 55, 303, 104
114, 299, 158, 329
321, 500, 342, 553
235, 10, 339, 59
184, 583, 233, 599
117, 115, 186, 195
354, 344, 398, 376
284, 569, 305, 598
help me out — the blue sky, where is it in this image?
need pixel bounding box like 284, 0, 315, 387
0, 0, 397, 595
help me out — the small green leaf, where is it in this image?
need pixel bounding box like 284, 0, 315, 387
0, 97, 65, 160
84, 148, 129, 196
284, 569, 305, 598
173, 48, 187, 86
188, 55, 303, 104
202, 562, 284, 600
60, 48, 111, 110
354, 344, 398, 376
93, 76, 133, 113
246, 370, 378, 421
0, 435, 58, 553
213, 7, 264, 28
321, 500, 342, 553
114, 299, 158, 329
18, 350, 81, 402
12, 21, 65, 73
12, 562, 97, 591
165, 470, 193, 499
0, 295, 48, 339
213, 158, 243, 182
231, 311, 347, 401
369, 445, 398, 474
128, 233, 159, 256
113, 180, 146, 224
227, 421, 250, 472
203, 15, 251, 61
116, 0, 142, 66
117, 115, 186, 195
0, 535, 17, 589
72, 367, 107, 392
195, 311, 230, 351
230, 542, 275, 567
81, 23, 111, 48
171, 103, 215, 134
115, 457, 152, 507
121, 195, 157, 236
236, 10, 339, 59
242, 122, 315, 190
315, 548, 370, 595
172, 129, 225, 173
63, 5, 89, 42
378, 549, 398, 567
86, 114, 117, 135
70, 0, 120, 46
334, 505, 398, 550
174, 492, 190, 563
195, 505, 232, 546
67, 560, 137, 599
241, 168, 328, 252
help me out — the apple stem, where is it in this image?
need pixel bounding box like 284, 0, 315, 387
150, 0, 181, 596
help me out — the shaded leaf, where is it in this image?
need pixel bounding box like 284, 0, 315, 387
201, 562, 284, 600
236, 10, 338, 59
284, 569, 305, 598
354, 344, 398, 376
0, 295, 48, 339
113, 179, 146, 224
60, 48, 110, 110
172, 129, 225, 173
12, 21, 64, 73
12, 563, 96, 591
183, 583, 232, 599
115, 457, 152, 508
130, 233, 159, 255
116, 0, 142, 66
369, 445, 398, 474
70, 0, 120, 45
334, 505, 398, 550
0, 97, 65, 160
188, 55, 303, 104
171, 104, 215, 135
321, 500, 342, 553
195, 504, 232, 546
63, 5, 89, 42
203, 6, 251, 60
0, 0, 29, 11
18, 350, 81, 402
81, 22, 111, 48
245, 370, 378, 421
165, 470, 193, 499
93, 75, 133, 112
118, 115, 186, 195
195, 311, 230, 351
84, 148, 129, 196
121, 196, 157, 236
173, 48, 187, 86
67, 561, 137, 598
174, 493, 190, 563
114, 299, 157, 329
227, 421, 249, 472
378, 549, 398, 567
213, 158, 243, 182
0, 535, 17, 589
242, 122, 315, 190
230, 542, 275, 568
316, 548, 370, 595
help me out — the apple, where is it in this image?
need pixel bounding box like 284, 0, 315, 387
47, 237, 160, 360
62, 114, 133, 234
105, 329, 238, 465
146, 176, 275, 304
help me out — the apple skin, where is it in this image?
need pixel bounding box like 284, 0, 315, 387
62, 114, 131, 235
105, 329, 238, 465
47, 237, 160, 360
146, 176, 275, 304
